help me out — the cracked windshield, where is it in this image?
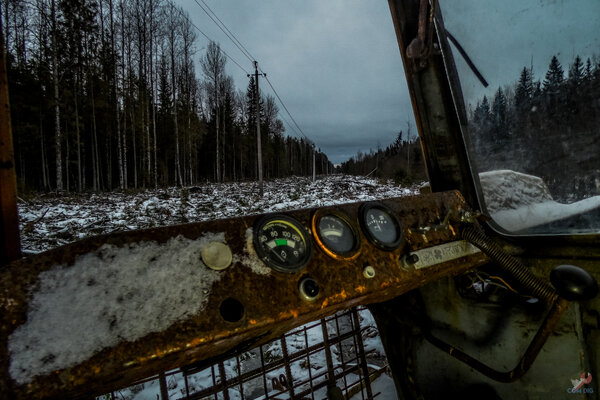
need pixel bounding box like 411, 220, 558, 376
440, 0, 600, 234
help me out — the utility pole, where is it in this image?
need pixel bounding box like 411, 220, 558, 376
250, 61, 265, 196
406, 122, 411, 178
312, 145, 316, 182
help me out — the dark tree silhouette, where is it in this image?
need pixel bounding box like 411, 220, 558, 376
468, 53, 600, 202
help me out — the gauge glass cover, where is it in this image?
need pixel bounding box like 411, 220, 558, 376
254, 216, 312, 273
360, 204, 402, 250
318, 215, 356, 256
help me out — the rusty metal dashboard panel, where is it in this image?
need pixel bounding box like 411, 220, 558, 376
0, 190, 488, 399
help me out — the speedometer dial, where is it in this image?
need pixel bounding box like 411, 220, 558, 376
313, 211, 360, 259
359, 203, 402, 250
253, 215, 312, 273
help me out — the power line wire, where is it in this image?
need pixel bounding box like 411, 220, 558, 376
262, 74, 311, 144
182, 0, 315, 147
191, 0, 253, 62
171, 2, 250, 75
196, 0, 256, 62
277, 110, 302, 139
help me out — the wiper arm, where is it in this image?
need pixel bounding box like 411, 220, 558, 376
405, 0, 488, 88
444, 29, 489, 88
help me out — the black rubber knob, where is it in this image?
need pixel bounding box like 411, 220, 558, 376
550, 265, 598, 301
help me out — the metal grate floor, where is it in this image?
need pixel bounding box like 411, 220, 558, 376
101, 307, 390, 400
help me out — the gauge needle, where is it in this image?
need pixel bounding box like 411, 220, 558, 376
271, 248, 286, 262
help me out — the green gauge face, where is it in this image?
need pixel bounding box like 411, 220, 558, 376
359, 203, 402, 250
318, 215, 356, 256
253, 216, 312, 273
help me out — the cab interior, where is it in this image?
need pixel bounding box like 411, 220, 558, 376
1, 1, 599, 399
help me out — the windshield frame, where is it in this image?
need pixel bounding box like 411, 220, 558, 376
388, 0, 600, 242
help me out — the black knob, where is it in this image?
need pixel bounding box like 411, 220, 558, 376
406, 254, 419, 265
550, 265, 598, 301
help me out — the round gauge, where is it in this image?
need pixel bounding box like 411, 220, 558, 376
253, 215, 312, 273
313, 212, 360, 259
359, 203, 403, 250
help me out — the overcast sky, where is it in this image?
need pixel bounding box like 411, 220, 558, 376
173, 1, 600, 165
174, 0, 415, 165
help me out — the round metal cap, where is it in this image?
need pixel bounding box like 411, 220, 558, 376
363, 265, 376, 279
201, 242, 233, 271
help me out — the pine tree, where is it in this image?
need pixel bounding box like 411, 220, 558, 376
474, 96, 490, 123
491, 87, 507, 129
514, 67, 534, 110
568, 55, 584, 86
584, 58, 593, 81
393, 131, 403, 151
543, 55, 564, 93
245, 75, 263, 134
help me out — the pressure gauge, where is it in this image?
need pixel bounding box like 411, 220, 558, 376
359, 203, 402, 250
312, 211, 360, 259
253, 215, 312, 273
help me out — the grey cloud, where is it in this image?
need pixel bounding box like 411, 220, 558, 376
177, 0, 415, 164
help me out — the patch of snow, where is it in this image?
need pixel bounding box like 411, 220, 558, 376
237, 228, 271, 276
479, 170, 553, 214
358, 308, 386, 358
9, 233, 225, 384
491, 197, 600, 232
480, 170, 600, 231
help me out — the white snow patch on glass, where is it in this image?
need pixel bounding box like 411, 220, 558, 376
480, 170, 600, 232
8, 233, 225, 384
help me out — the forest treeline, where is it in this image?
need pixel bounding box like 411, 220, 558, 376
339, 129, 427, 184
469, 54, 600, 201
2, 0, 332, 192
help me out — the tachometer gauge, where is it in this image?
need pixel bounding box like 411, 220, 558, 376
312, 211, 360, 259
359, 203, 402, 250
253, 215, 312, 273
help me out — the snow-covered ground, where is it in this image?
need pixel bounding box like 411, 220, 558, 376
16, 174, 414, 399
18, 174, 422, 254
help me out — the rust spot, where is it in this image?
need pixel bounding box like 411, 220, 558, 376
123, 361, 138, 368
187, 337, 207, 347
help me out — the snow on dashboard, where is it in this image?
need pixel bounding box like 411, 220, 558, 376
480, 170, 600, 231
8, 234, 224, 385
237, 228, 271, 275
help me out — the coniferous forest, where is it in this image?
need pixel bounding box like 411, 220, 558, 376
2, 0, 332, 193
468, 54, 600, 202
339, 129, 427, 185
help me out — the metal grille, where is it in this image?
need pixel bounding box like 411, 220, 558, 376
102, 307, 389, 400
